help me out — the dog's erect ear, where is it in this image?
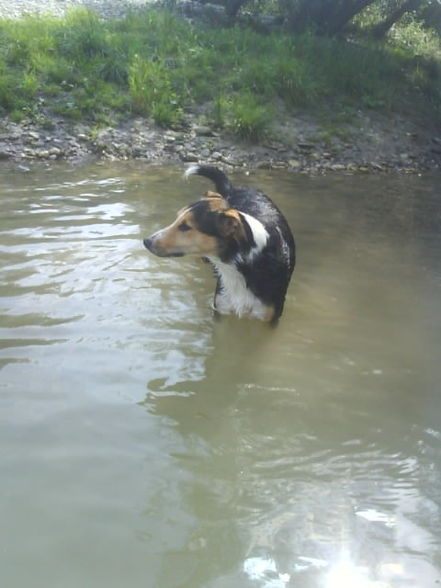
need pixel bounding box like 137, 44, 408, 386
216, 209, 244, 238
204, 190, 223, 200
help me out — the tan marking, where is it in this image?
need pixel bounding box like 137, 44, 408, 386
205, 190, 223, 200
148, 198, 246, 257
177, 205, 190, 217
206, 198, 228, 212
148, 208, 218, 256
224, 209, 241, 221
218, 208, 247, 240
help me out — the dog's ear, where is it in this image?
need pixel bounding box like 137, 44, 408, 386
216, 209, 244, 238
204, 190, 223, 200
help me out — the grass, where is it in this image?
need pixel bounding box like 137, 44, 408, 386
128, 54, 183, 126
0, 7, 439, 139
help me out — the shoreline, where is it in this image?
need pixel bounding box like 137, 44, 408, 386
0, 3, 440, 174
1, 107, 440, 174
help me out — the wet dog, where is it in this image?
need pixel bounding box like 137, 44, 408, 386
143, 165, 295, 324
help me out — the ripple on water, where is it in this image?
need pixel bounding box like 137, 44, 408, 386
0, 166, 440, 588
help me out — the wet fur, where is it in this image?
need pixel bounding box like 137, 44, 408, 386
144, 165, 295, 324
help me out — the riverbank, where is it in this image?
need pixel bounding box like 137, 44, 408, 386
1, 104, 440, 174
0, 3, 440, 173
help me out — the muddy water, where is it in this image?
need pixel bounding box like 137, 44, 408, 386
0, 163, 440, 588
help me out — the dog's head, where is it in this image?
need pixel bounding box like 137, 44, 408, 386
144, 191, 248, 258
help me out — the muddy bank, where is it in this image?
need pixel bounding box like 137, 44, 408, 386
0, 106, 440, 174
1, 0, 440, 174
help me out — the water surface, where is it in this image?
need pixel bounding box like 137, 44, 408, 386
1, 163, 440, 587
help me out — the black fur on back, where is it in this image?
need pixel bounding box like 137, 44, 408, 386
185, 165, 232, 198
185, 165, 296, 323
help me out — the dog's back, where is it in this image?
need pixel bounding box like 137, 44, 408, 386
185, 165, 295, 323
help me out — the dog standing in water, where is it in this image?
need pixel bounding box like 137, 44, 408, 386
143, 165, 295, 324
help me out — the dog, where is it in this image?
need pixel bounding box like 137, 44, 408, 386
143, 165, 295, 324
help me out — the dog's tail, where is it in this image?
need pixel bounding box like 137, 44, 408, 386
184, 165, 232, 198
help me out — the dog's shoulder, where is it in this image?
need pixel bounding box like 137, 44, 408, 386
228, 186, 294, 257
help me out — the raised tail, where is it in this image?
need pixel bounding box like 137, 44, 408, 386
184, 165, 232, 198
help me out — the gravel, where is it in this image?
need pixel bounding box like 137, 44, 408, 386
0, 0, 155, 20
1, 1, 439, 172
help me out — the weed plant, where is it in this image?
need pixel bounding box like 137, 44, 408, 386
0, 7, 439, 139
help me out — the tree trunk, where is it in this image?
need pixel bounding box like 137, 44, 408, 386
371, 0, 426, 39
324, 0, 378, 36
287, 0, 378, 36
224, 0, 248, 19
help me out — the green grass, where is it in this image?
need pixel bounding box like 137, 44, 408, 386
228, 93, 274, 140
128, 54, 183, 126
0, 7, 439, 138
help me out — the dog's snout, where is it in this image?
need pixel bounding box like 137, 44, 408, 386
143, 237, 153, 251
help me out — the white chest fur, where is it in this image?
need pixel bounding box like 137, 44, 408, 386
207, 258, 270, 321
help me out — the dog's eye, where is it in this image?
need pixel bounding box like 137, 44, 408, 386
178, 222, 192, 232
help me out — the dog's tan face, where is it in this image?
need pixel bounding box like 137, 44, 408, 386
144, 191, 246, 258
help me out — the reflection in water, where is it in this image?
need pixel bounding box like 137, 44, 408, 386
0, 164, 440, 588
145, 320, 440, 587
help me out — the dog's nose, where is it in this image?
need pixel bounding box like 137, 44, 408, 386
143, 237, 153, 251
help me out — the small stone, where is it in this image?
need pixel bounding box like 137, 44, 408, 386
132, 146, 145, 157
194, 125, 213, 137
288, 159, 302, 168
181, 152, 198, 162
164, 132, 177, 143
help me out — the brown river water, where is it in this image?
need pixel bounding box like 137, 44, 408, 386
0, 163, 440, 587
